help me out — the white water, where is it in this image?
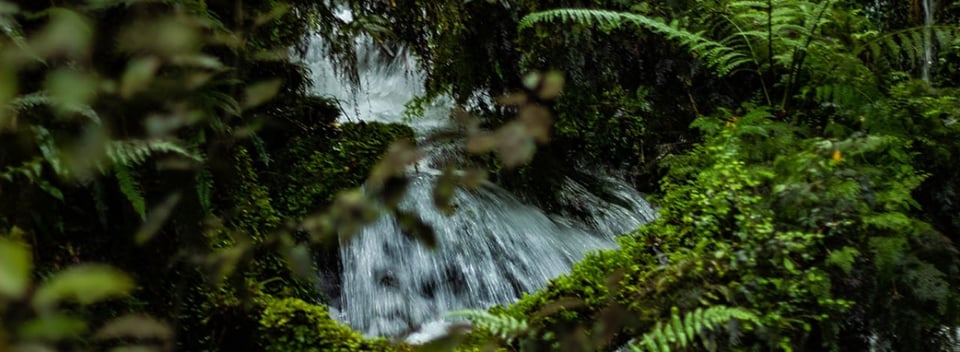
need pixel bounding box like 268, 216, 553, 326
304, 34, 656, 338
922, 0, 937, 82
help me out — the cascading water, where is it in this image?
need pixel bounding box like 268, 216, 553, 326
304, 34, 657, 338
921, 0, 937, 82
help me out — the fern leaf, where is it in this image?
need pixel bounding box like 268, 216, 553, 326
106, 139, 202, 168
195, 167, 214, 213
628, 306, 761, 352
727, 1, 769, 9
518, 8, 751, 77
6, 92, 102, 124
114, 164, 146, 220
671, 312, 687, 347
32, 126, 67, 177
856, 25, 958, 70
446, 309, 529, 342
36, 179, 64, 201
0, 157, 45, 182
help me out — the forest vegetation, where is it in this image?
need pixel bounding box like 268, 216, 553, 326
0, 0, 959, 351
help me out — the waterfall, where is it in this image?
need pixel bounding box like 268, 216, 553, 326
921, 0, 937, 82
304, 34, 657, 338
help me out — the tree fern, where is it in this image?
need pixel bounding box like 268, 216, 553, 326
519, 9, 752, 77
628, 306, 761, 352
446, 309, 529, 342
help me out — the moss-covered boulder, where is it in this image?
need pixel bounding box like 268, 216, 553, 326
257, 297, 412, 352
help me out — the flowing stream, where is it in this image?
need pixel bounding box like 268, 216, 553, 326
304, 35, 657, 339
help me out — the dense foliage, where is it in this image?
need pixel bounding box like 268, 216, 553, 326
0, 0, 420, 349
1, 0, 959, 351
404, 0, 960, 351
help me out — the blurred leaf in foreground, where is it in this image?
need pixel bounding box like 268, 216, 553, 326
32, 264, 134, 311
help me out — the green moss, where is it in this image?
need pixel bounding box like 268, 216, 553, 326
491, 236, 665, 341
233, 146, 283, 239
257, 297, 411, 352
272, 122, 416, 219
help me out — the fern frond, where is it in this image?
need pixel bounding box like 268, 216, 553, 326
32, 126, 67, 177
855, 25, 958, 70
629, 306, 760, 352
0, 15, 43, 64
519, 8, 750, 76
6, 91, 102, 124
114, 164, 146, 220
106, 139, 202, 168
446, 309, 529, 342
0, 157, 45, 182
195, 167, 214, 213
807, 83, 878, 109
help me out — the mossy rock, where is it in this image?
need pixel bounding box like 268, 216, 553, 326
257, 297, 413, 352
270, 122, 416, 219
488, 233, 725, 350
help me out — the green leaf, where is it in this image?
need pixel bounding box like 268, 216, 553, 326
0, 238, 32, 299
170, 54, 223, 70
254, 3, 292, 27
36, 179, 64, 202
0, 67, 16, 126
8, 343, 57, 352
396, 209, 437, 249
84, 0, 141, 10
537, 71, 565, 100
433, 167, 457, 215
120, 57, 160, 98
115, 164, 146, 220
783, 258, 795, 272
118, 17, 200, 56
242, 79, 282, 109
34, 8, 93, 58
282, 244, 314, 280
826, 246, 860, 273
33, 264, 135, 311
45, 69, 98, 114
135, 192, 182, 244
19, 314, 88, 340
94, 314, 173, 341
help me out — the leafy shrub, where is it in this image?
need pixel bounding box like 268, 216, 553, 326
483, 107, 959, 351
